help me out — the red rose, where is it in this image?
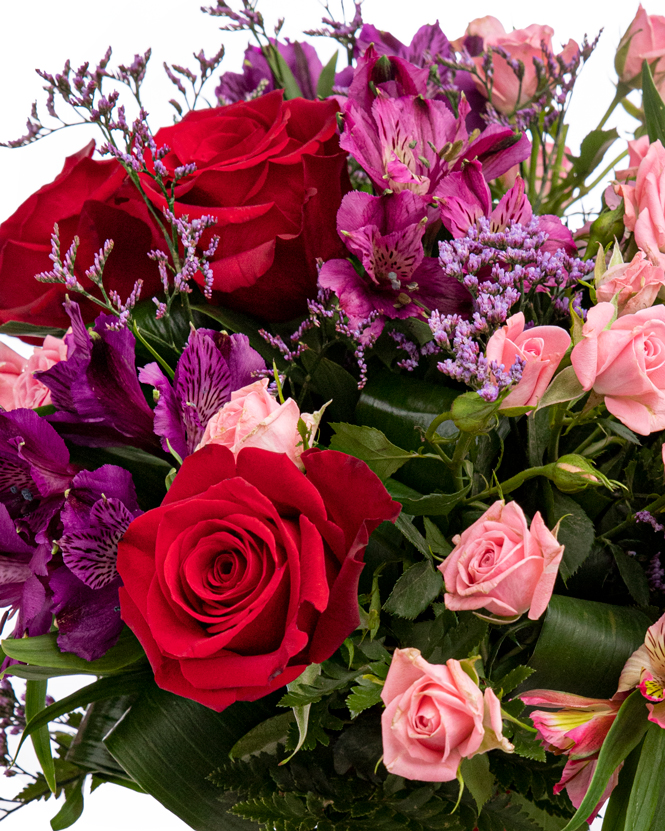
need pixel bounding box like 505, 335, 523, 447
141, 90, 350, 320
117, 445, 399, 711
0, 142, 165, 329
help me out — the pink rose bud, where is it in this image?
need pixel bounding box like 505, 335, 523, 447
615, 4, 665, 90
439, 500, 564, 621
596, 250, 665, 316
485, 313, 571, 409
0, 335, 67, 411
614, 140, 665, 269
196, 378, 323, 469
381, 648, 512, 782
571, 302, 665, 435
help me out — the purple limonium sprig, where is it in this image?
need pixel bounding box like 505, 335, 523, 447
636, 511, 665, 534
647, 553, 665, 593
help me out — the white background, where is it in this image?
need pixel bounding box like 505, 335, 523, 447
0, 0, 641, 827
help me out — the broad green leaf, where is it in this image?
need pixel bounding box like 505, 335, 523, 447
25, 679, 56, 793
599, 419, 641, 446
424, 517, 453, 556
105, 684, 276, 831
609, 543, 650, 606
561, 692, 649, 831
300, 353, 359, 421
190, 304, 276, 362
601, 737, 642, 831
266, 45, 303, 99
67, 697, 139, 779
524, 596, 651, 699
623, 720, 665, 831
2, 627, 146, 676
549, 490, 595, 581
451, 392, 499, 433
0, 321, 66, 338
329, 423, 416, 480
571, 128, 619, 179
316, 50, 338, 98
50, 776, 85, 830
397, 486, 470, 517
395, 514, 430, 556
383, 560, 443, 620
536, 366, 585, 410
460, 753, 494, 813
228, 712, 294, 761
642, 60, 665, 145
429, 613, 488, 664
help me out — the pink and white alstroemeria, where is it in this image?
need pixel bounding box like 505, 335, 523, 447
618, 612, 665, 727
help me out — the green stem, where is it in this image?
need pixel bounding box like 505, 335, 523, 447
597, 88, 624, 130
450, 432, 475, 492
571, 426, 603, 456
604, 492, 665, 541
131, 321, 175, 380
527, 129, 542, 206
424, 411, 452, 444
547, 403, 566, 463
467, 465, 550, 504
581, 436, 624, 457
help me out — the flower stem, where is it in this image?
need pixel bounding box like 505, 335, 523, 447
604, 492, 665, 541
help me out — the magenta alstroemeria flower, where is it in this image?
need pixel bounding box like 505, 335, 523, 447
618, 612, 665, 727
554, 755, 622, 824
318, 190, 471, 337
346, 44, 429, 113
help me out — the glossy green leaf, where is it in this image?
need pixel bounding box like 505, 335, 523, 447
228, 713, 294, 761
460, 753, 494, 813
571, 128, 619, 179
67, 697, 139, 779
316, 50, 338, 98
396, 486, 470, 516
642, 60, 665, 145
267, 46, 303, 99
300, 353, 359, 421
0, 321, 66, 338
609, 543, 650, 606
25, 679, 56, 793
600, 737, 643, 831
50, 776, 85, 830
329, 422, 417, 480
536, 366, 585, 410
383, 560, 443, 620
2, 627, 146, 676
623, 720, 665, 831
549, 490, 595, 581
423, 517, 453, 556
191, 304, 276, 362
561, 692, 649, 831
523, 596, 651, 699
105, 684, 277, 831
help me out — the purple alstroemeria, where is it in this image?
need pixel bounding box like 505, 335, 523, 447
435, 163, 576, 255
346, 44, 429, 113
319, 190, 471, 338
139, 329, 265, 460
216, 40, 354, 104
36, 300, 158, 452
52, 465, 142, 661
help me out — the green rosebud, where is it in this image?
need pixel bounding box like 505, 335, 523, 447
545, 454, 618, 494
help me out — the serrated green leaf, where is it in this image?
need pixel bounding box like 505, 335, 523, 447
561, 691, 649, 831
509, 794, 569, 831
460, 753, 494, 813
643, 59, 665, 145
609, 544, 651, 606
383, 560, 443, 620
329, 422, 416, 480
229, 713, 295, 761
346, 683, 383, 718
512, 727, 546, 762
424, 517, 453, 556
398, 486, 470, 516
549, 490, 595, 581
395, 514, 430, 556
478, 794, 545, 831
429, 613, 488, 664
494, 666, 536, 696
316, 50, 338, 98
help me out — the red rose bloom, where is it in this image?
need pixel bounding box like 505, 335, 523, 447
117, 445, 399, 711
141, 90, 350, 320
0, 142, 165, 329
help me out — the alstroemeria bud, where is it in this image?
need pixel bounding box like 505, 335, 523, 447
545, 454, 616, 494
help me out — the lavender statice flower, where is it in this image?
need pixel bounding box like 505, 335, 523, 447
636, 511, 665, 534
647, 553, 665, 593
390, 331, 421, 371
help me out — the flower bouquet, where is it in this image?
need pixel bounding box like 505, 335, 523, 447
2, 3, 665, 830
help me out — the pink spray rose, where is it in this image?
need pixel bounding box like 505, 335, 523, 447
485, 313, 571, 409
596, 250, 665, 315
381, 648, 512, 782
439, 500, 564, 620
615, 140, 665, 268
615, 5, 665, 91
571, 302, 665, 435
196, 378, 322, 470
615, 136, 651, 183
0, 335, 67, 410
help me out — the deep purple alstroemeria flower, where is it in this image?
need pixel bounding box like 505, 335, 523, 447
319, 190, 471, 338
346, 45, 429, 113
216, 39, 354, 104
52, 465, 142, 660
139, 329, 265, 460
435, 162, 576, 255
36, 300, 157, 451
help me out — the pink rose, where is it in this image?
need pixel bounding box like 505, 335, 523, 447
596, 250, 665, 315
485, 313, 571, 409
460, 18, 576, 115
439, 500, 564, 620
615, 136, 651, 183
615, 140, 665, 268
571, 302, 665, 435
380, 648, 512, 782
0, 335, 67, 410
615, 5, 665, 90
196, 378, 322, 469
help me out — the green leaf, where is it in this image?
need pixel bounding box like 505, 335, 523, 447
623, 720, 665, 831
460, 754, 494, 813
300, 352, 360, 421
25, 680, 57, 794
0, 321, 66, 338
329, 422, 416, 480
609, 543, 651, 606
316, 50, 338, 98
397, 486, 470, 517
395, 514, 430, 557
536, 366, 585, 410
493, 665, 536, 696
383, 560, 443, 620
429, 613, 488, 664
600, 736, 643, 831
584, 202, 626, 262
642, 59, 665, 145
280, 663, 321, 764
190, 304, 276, 362
346, 683, 383, 718
67, 697, 139, 779
525, 596, 651, 699
228, 713, 294, 761
105, 684, 275, 831
50, 776, 85, 830
561, 691, 649, 831
599, 419, 641, 446
424, 517, 453, 556
451, 392, 499, 433
510, 794, 569, 831
571, 128, 619, 180
512, 727, 546, 762
267, 45, 304, 99
2, 627, 146, 676
549, 490, 595, 581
